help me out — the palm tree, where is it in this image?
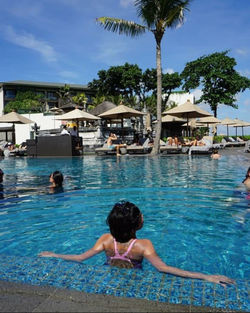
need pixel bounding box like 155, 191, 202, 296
97, 0, 191, 155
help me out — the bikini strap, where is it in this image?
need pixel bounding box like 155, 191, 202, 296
113, 238, 119, 255
122, 239, 137, 257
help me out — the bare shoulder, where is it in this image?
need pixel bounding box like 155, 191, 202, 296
135, 238, 155, 255
136, 238, 153, 246
100, 233, 112, 241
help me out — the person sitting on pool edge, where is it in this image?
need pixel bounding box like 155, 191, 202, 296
107, 133, 126, 156
49, 171, 64, 188
39, 201, 234, 287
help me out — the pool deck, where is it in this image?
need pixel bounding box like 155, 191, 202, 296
0, 280, 241, 313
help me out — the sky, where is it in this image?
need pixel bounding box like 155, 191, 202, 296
0, 0, 249, 134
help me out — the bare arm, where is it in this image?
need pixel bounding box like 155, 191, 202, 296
38, 234, 108, 262
142, 240, 235, 287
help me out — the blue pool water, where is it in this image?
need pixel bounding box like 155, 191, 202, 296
0, 154, 249, 310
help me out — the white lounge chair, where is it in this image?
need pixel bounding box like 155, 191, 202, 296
188, 136, 213, 155
126, 138, 152, 154
244, 140, 250, 153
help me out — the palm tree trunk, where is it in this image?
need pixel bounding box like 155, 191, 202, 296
151, 39, 162, 155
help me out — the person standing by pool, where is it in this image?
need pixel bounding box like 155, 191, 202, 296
39, 201, 234, 287
107, 133, 126, 156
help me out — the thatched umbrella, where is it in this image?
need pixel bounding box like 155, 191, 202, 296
165, 100, 211, 136
49, 107, 64, 129
161, 115, 186, 123
232, 118, 250, 137
220, 118, 236, 138
0, 111, 34, 143
56, 108, 100, 132
99, 104, 144, 138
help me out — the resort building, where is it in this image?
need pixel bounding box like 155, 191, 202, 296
0, 80, 95, 114
0, 80, 96, 144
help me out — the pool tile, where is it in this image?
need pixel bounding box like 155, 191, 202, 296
0, 254, 248, 311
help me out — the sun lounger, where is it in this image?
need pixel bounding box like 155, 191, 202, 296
244, 140, 250, 153
221, 137, 245, 147
95, 143, 117, 156
126, 138, 152, 154
188, 136, 213, 155
160, 141, 182, 154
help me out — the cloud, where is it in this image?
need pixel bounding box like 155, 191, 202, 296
244, 99, 250, 106
5, 1, 43, 19
94, 40, 128, 66
163, 68, 174, 74
236, 49, 248, 56
120, 0, 134, 8
193, 89, 203, 101
4, 26, 57, 63
59, 71, 79, 79
238, 69, 250, 77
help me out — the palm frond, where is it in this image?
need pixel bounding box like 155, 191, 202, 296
97, 17, 146, 37
135, 0, 191, 30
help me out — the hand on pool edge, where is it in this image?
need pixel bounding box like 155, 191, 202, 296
205, 275, 236, 287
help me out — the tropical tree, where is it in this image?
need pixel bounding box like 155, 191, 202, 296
181, 51, 250, 117
72, 92, 88, 110
97, 0, 191, 154
56, 84, 71, 107
88, 63, 142, 105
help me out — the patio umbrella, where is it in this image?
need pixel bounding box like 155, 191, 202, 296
49, 107, 64, 129
164, 100, 211, 136
99, 104, 144, 138
197, 116, 221, 127
56, 108, 100, 131
220, 118, 236, 138
0, 111, 34, 124
232, 119, 250, 137
56, 108, 100, 121
0, 111, 34, 143
161, 115, 186, 123
197, 116, 221, 135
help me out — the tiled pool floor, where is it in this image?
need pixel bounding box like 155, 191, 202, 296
0, 255, 249, 312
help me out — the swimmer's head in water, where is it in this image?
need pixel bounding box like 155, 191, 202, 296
106, 201, 143, 243
50, 171, 63, 187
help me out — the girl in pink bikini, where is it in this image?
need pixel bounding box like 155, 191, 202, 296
39, 201, 234, 287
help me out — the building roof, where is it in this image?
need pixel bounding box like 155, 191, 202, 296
90, 101, 117, 116
0, 80, 90, 90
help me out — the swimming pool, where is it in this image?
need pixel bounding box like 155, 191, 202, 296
0, 154, 249, 311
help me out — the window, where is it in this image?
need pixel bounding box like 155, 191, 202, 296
47, 92, 57, 100
5, 89, 16, 98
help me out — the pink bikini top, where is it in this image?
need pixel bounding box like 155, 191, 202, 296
110, 238, 137, 264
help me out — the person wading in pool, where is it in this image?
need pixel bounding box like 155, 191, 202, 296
242, 167, 250, 192
39, 201, 234, 287
49, 171, 64, 193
